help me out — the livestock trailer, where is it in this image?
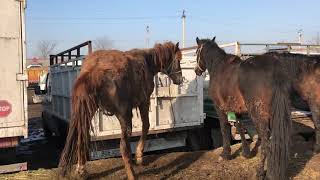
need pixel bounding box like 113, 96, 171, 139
42, 41, 206, 159
0, 0, 28, 173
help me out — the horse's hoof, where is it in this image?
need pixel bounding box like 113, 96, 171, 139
242, 152, 251, 159
218, 154, 231, 161
135, 157, 144, 165
71, 169, 88, 180
127, 171, 137, 180
242, 148, 251, 158
313, 145, 320, 154
256, 169, 266, 180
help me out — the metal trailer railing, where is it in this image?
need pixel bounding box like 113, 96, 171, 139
49, 41, 92, 66
182, 42, 320, 58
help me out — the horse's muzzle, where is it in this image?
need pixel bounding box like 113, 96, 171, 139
172, 76, 183, 85
194, 67, 204, 76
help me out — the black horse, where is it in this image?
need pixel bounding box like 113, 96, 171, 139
194, 37, 291, 180
236, 52, 320, 156
268, 52, 320, 152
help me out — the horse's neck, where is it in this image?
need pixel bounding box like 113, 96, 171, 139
206, 51, 228, 75
143, 49, 161, 76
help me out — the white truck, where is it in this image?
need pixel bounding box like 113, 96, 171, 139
0, 0, 28, 173
42, 41, 208, 159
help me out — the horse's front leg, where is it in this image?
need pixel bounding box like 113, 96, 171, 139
310, 102, 320, 153
216, 109, 232, 160
75, 161, 86, 178
135, 101, 150, 165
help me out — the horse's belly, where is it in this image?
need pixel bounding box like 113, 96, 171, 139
210, 88, 247, 113
220, 96, 247, 113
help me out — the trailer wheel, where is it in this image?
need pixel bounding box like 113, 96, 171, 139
42, 113, 52, 137
187, 131, 201, 151
187, 127, 212, 151
211, 128, 223, 148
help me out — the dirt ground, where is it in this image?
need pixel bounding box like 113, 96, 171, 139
1, 104, 320, 180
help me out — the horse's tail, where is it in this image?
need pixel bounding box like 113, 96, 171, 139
59, 73, 97, 175
267, 68, 291, 180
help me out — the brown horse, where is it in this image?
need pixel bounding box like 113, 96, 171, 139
236, 52, 320, 155
58, 42, 183, 180
195, 37, 291, 180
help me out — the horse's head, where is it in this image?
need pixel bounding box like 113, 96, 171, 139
161, 42, 183, 85
194, 37, 217, 76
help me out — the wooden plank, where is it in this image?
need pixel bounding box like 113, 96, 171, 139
0, 162, 27, 174
0, 137, 18, 148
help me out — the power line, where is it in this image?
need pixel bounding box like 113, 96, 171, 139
28, 15, 180, 20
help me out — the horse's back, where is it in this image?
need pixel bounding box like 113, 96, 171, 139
78, 49, 152, 107
82, 50, 128, 72
266, 52, 320, 107
238, 55, 283, 108
239, 54, 279, 85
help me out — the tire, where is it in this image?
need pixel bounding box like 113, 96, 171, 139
42, 113, 52, 137
187, 132, 201, 151
187, 128, 212, 151
211, 128, 223, 148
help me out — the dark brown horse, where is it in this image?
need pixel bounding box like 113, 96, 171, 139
58, 42, 183, 180
195, 37, 291, 180
237, 52, 320, 155
268, 52, 320, 152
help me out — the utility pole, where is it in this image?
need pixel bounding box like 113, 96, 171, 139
298, 29, 303, 44
181, 9, 186, 48
145, 25, 150, 48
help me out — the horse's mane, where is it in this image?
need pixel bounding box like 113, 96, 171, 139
127, 42, 178, 72
199, 39, 242, 74
266, 51, 320, 61
265, 52, 320, 74
151, 42, 178, 69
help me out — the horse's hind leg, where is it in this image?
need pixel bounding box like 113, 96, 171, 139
309, 102, 320, 153
247, 107, 270, 180
251, 119, 270, 179
216, 109, 232, 160
235, 121, 251, 158
116, 109, 136, 180
135, 101, 150, 165
256, 126, 269, 180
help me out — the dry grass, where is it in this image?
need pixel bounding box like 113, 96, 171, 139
2, 141, 319, 180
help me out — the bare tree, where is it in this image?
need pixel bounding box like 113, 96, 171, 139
36, 40, 58, 59
93, 36, 114, 50
313, 32, 320, 45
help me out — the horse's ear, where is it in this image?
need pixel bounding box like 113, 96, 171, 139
174, 42, 179, 52
196, 37, 200, 45
212, 36, 216, 42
